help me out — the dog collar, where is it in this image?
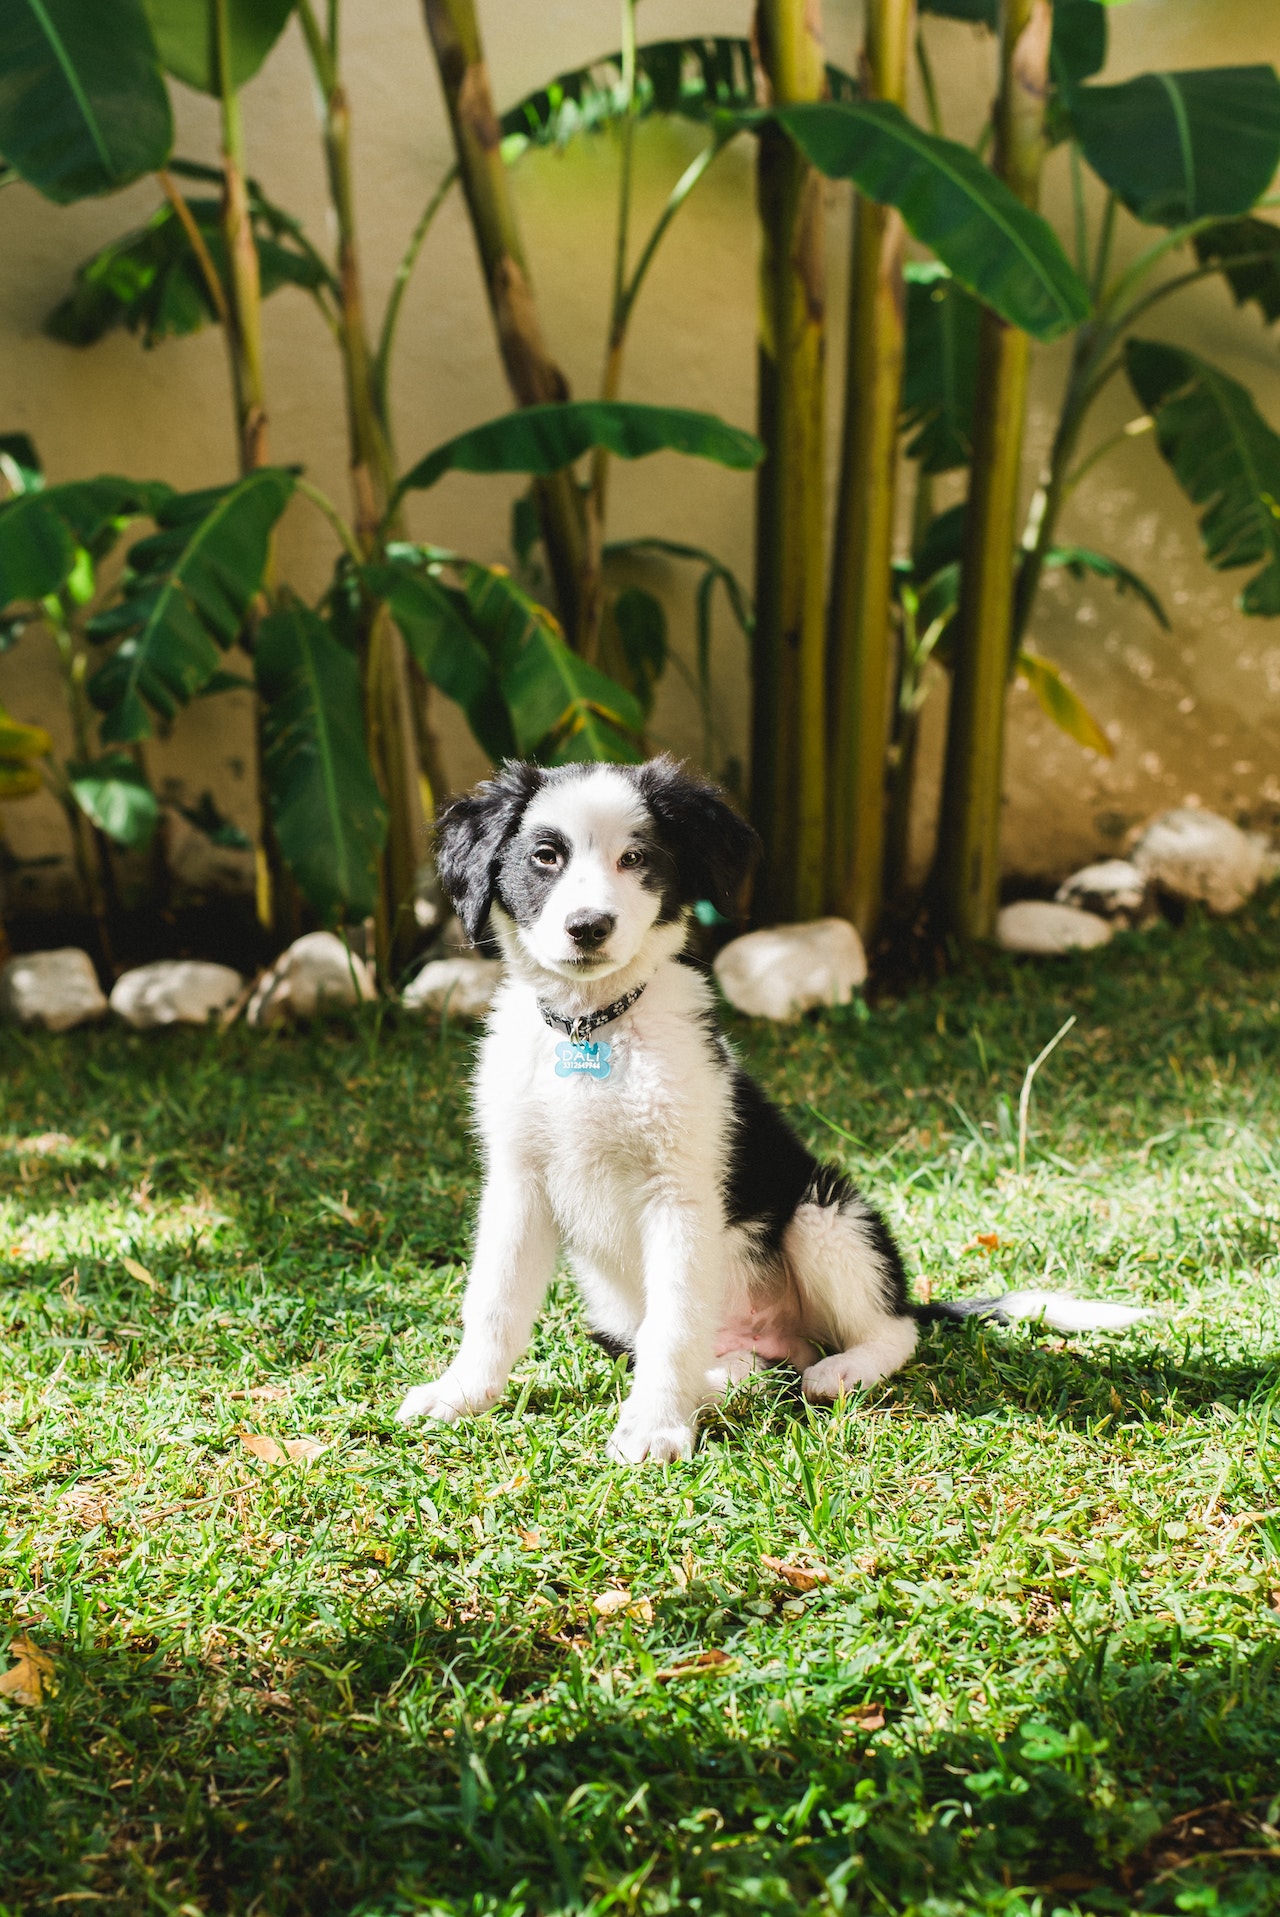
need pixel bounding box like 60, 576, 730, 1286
538, 982, 646, 1046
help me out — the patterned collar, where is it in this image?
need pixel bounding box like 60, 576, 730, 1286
537, 982, 647, 1045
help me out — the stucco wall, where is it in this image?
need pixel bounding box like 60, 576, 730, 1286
1, 0, 1276, 911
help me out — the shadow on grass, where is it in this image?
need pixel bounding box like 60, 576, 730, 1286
4, 1606, 1279, 1915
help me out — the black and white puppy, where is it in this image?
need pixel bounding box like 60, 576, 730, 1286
396, 758, 1142, 1462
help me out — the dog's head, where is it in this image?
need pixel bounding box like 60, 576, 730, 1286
434, 757, 759, 982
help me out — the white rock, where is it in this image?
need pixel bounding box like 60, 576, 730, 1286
1055, 859, 1150, 925
246, 931, 377, 1027
1131, 808, 1264, 915
110, 960, 243, 1030
1247, 831, 1280, 887
401, 956, 502, 1019
997, 900, 1113, 955
0, 948, 108, 1031
713, 918, 867, 1021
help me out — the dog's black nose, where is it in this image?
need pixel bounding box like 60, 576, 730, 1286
565, 911, 615, 950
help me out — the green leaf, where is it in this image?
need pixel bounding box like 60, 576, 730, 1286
0, 0, 171, 204
902, 264, 980, 474
1050, 0, 1107, 89
918, 0, 995, 24
142, 0, 295, 95
1017, 649, 1113, 756
45, 190, 330, 348
87, 468, 293, 741
398, 401, 763, 502
68, 751, 159, 846
1044, 544, 1170, 627
775, 102, 1090, 341
912, 503, 968, 580
612, 587, 667, 718
1193, 216, 1280, 327
499, 38, 858, 158
256, 599, 387, 923
366, 557, 515, 763
1125, 337, 1280, 616
460, 566, 645, 764
0, 475, 168, 606
1067, 68, 1280, 225
0, 760, 43, 798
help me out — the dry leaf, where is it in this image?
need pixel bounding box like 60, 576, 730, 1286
518, 1527, 542, 1550
121, 1255, 155, 1290
237, 1432, 326, 1465
487, 1470, 530, 1499
976, 1232, 1000, 1248
0, 1635, 54, 1707
249, 1384, 289, 1403
761, 1555, 830, 1593
654, 1648, 735, 1682
592, 1588, 634, 1616
843, 1702, 886, 1732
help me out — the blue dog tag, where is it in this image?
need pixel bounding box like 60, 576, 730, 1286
555, 1039, 612, 1081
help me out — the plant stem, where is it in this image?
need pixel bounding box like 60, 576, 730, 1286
936, 0, 1051, 942
215, 0, 269, 476
300, 0, 431, 979
156, 168, 229, 326
420, 0, 590, 648
372, 163, 458, 425
825, 0, 915, 940
750, 0, 829, 924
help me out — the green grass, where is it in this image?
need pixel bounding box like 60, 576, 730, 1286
2, 897, 1280, 1917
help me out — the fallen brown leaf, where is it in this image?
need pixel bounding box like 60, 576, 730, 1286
976, 1232, 1001, 1248
518, 1527, 542, 1549
842, 1702, 886, 1732
0, 1634, 54, 1706
121, 1256, 155, 1290
237, 1432, 326, 1465
761, 1555, 829, 1593
653, 1648, 735, 1682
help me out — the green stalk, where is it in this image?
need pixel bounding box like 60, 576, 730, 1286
751, 0, 828, 923
825, 0, 915, 938
215, 0, 268, 476
420, 0, 590, 648
936, 0, 1052, 942
300, 0, 432, 979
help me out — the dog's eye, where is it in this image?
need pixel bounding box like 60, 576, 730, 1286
618, 848, 645, 870
532, 844, 561, 868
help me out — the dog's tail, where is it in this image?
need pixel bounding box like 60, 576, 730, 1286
914, 1289, 1148, 1334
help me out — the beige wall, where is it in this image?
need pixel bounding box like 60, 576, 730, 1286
1, 0, 1277, 911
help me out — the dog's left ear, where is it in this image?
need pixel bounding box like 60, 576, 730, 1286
434, 761, 544, 945
634, 756, 760, 917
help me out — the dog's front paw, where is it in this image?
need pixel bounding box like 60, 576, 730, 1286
606, 1415, 695, 1464
395, 1373, 496, 1425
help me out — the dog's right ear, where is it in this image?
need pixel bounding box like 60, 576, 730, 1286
434, 762, 544, 946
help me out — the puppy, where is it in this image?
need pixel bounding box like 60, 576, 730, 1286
396, 757, 1143, 1462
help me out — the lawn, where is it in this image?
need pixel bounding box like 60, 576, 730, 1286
2, 896, 1279, 1917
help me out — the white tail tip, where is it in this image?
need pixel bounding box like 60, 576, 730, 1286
997, 1289, 1149, 1333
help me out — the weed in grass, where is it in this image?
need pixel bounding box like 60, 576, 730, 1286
1, 895, 1280, 1913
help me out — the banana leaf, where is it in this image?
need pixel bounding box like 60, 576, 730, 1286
46, 192, 332, 348
87, 469, 293, 741
1193, 217, 1280, 327
1044, 545, 1169, 627
256, 599, 387, 923
0, 702, 52, 800
1067, 67, 1280, 225
775, 102, 1090, 341
0, 0, 172, 203
901, 264, 980, 474
397, 401, 762, 502
142, 0, 295, 95
500, 37, 858, 158
366, 557, 514, 763
0, 476, 171, 607
68, 752, 159, 846
1126, 337, 1280, 617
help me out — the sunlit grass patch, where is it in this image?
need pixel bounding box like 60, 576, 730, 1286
2, 896, 1280, 1914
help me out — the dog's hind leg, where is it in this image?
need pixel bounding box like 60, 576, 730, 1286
396, 1169, 558, 1425
784, 1190, 918, 1404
